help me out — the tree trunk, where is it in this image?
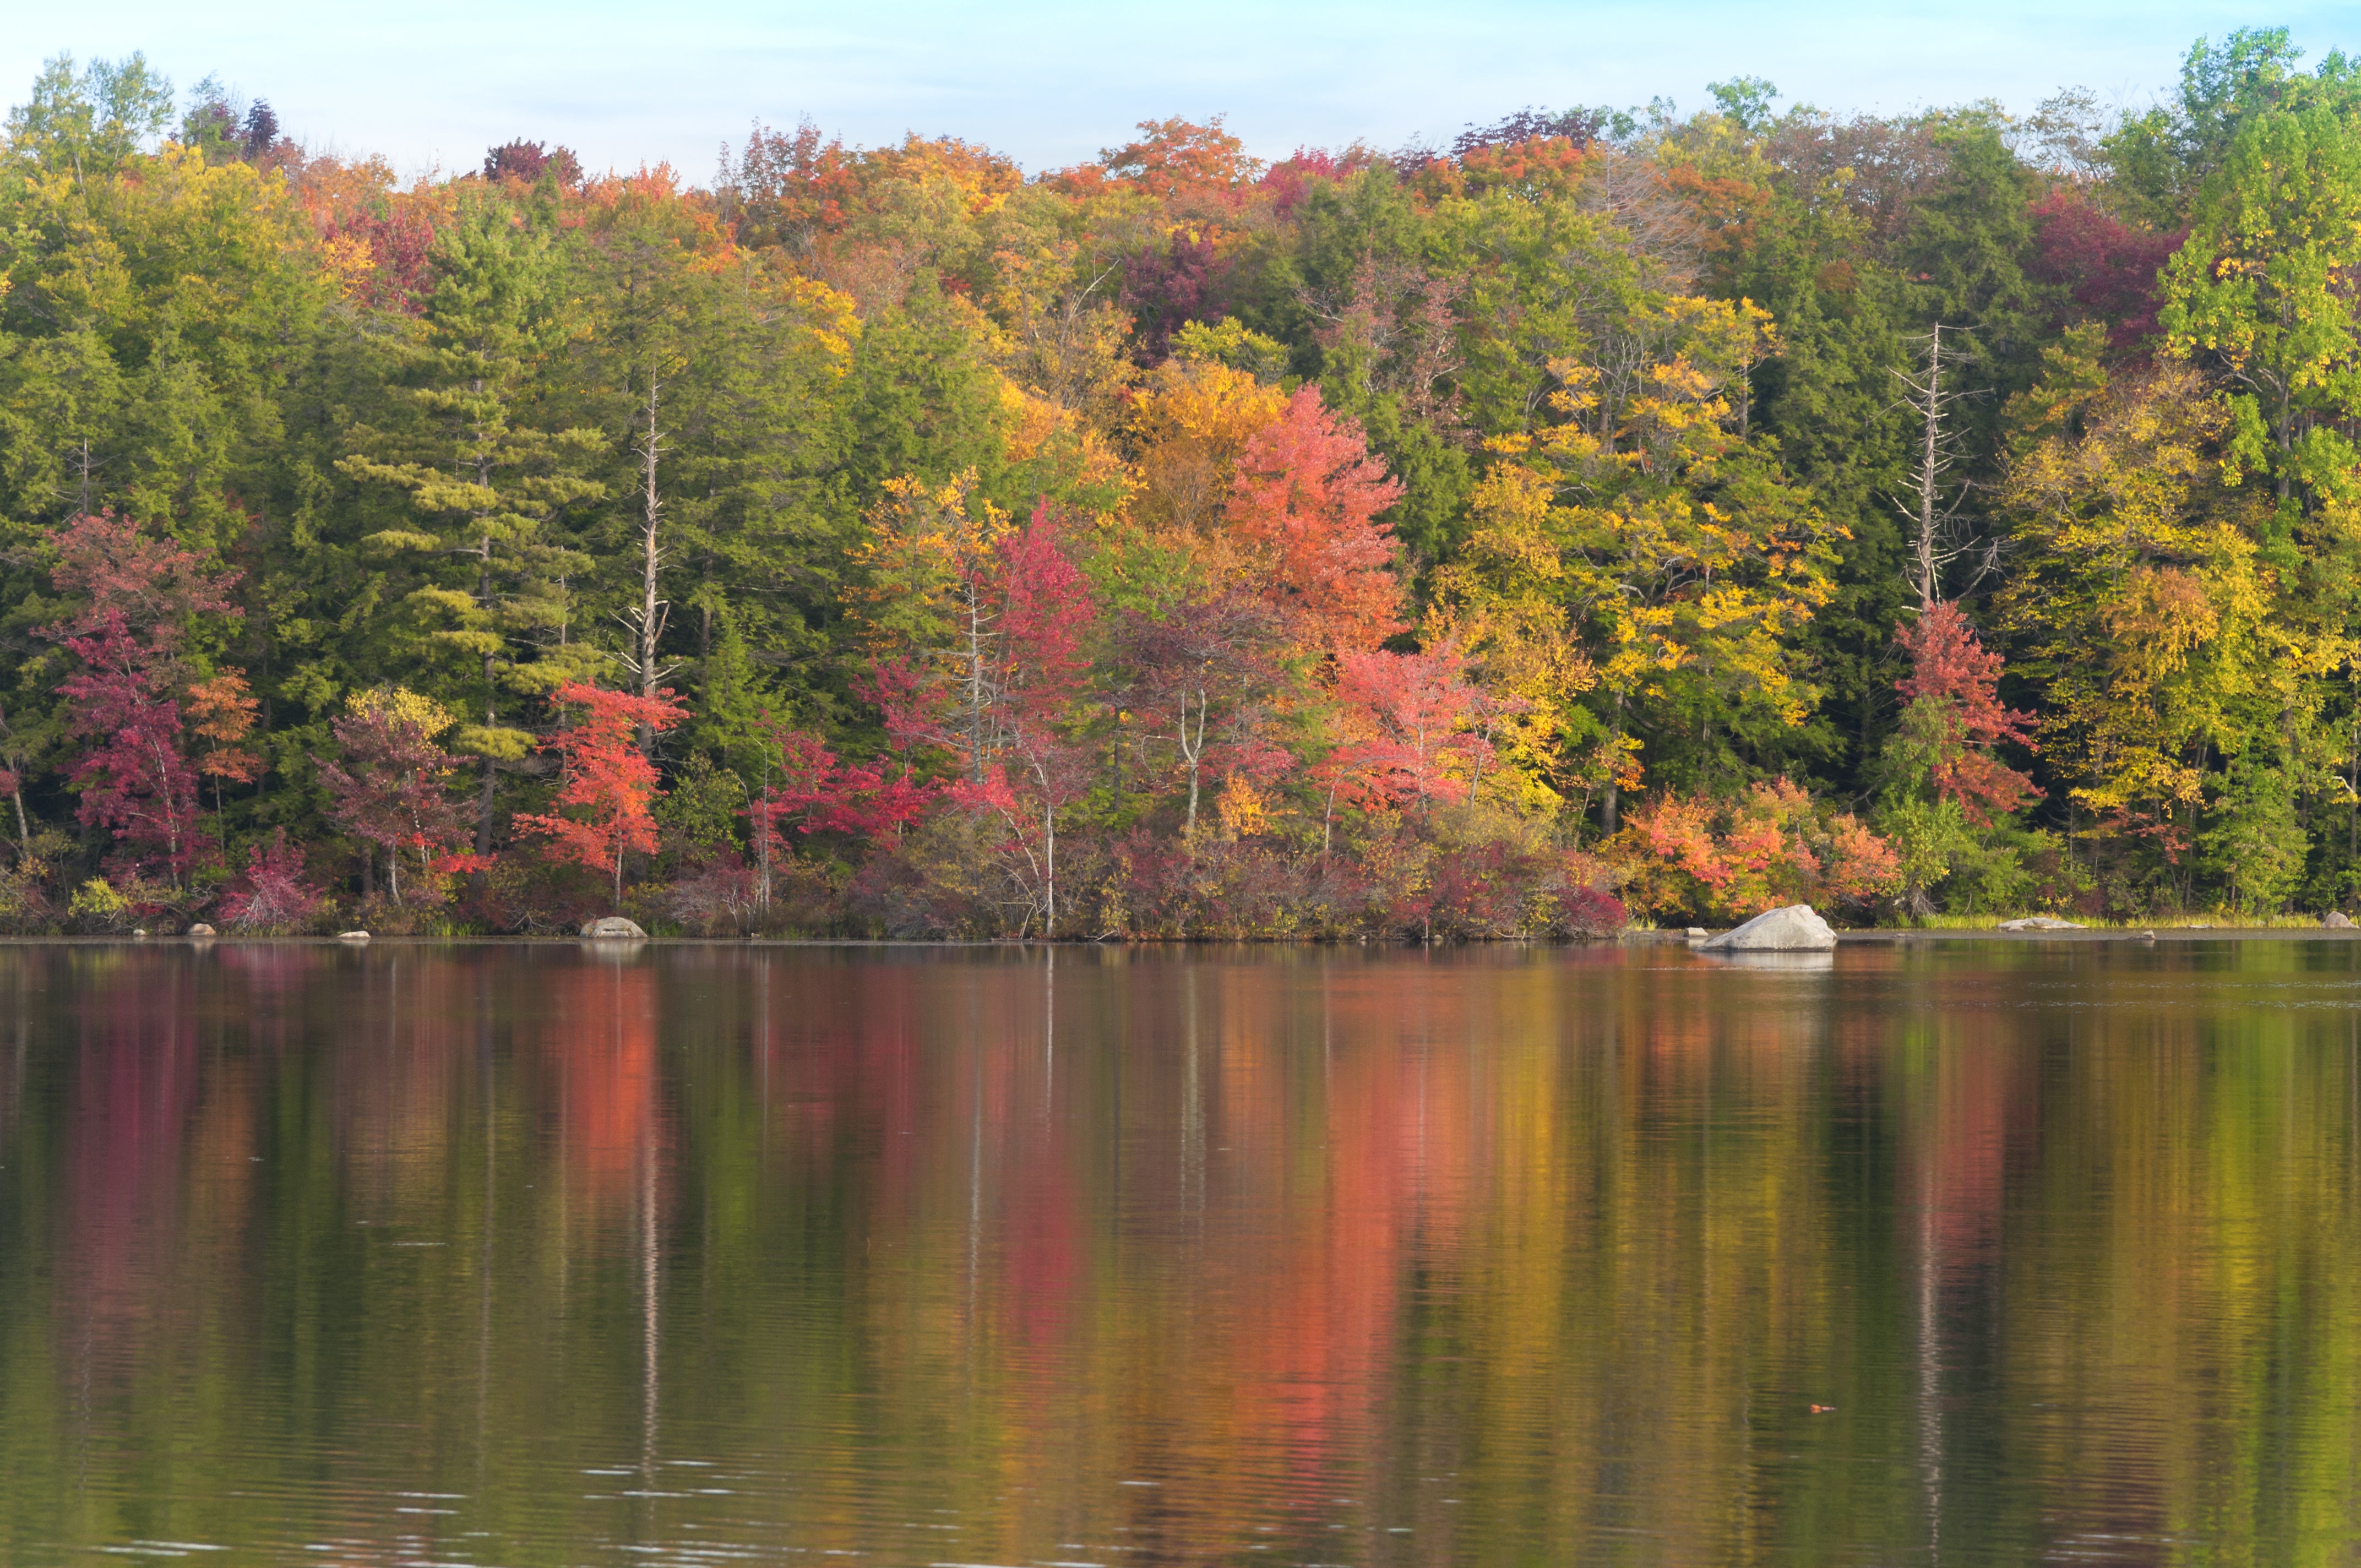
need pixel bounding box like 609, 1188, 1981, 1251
966, 584, 988, 784
1043, 794, 1056, 939
477, 526, 499, 855
1601, 693, 1627, 835
1914, 324, 1942, 609
1180, 689, 1207, 841
476, 761, 496, 856
757, 775, 773, 917
635, 380, 666, 755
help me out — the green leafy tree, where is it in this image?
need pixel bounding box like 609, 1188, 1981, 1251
2, 52, 173, 179
2161, 100, 2361, 508
339, 195, 608, 846
2103, 29, 2344, 227
567, 193, 858, 729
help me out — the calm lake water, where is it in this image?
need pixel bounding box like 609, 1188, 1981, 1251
4, 938, 2361, 1565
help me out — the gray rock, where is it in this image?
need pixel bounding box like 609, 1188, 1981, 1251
1699, 904, 1835, 953
1998, 916, 2083, 931
1685, 927, 1708, 939
2327, 911, 2355, 929
581, 916, 648, 940
186, 923, 216, 938
337, 929, 371, 942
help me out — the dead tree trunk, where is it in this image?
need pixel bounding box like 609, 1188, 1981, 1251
627, 380, 671, 755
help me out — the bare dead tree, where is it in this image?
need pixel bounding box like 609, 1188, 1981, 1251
1893, 324, 1994, 608
617, 379, 681, 750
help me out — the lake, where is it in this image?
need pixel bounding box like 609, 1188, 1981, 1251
2, 937, 2359, 1564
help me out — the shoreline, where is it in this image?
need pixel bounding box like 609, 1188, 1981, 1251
2, 927, 2357, 948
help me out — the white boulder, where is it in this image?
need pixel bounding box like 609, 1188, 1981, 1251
337, 930, 370, 942
1998, 916, 2083, 931
2326, 911, 2354, 929
1699, 904, 1835, 953
581, 916, 648, 940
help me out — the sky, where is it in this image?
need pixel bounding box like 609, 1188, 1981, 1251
8, 1, 2360, 183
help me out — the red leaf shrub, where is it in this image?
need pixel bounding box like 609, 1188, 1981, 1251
219, 830, 330, 933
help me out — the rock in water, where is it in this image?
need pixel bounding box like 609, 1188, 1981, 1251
2327, 911, 2355, 929
1998, 915, 2084, 931
1699, 905, 1835, 953
337, 930, 370, 942
1685, 927, 1708, 939
186, 923, 216, 938
581, 916, 648, 940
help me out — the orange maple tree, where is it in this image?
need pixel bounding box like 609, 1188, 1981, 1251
514, 682, 688, 908
1223, 388, 1404, 652
185, 669, 263, 856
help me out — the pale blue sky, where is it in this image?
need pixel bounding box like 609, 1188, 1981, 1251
9, 2, 2357, 183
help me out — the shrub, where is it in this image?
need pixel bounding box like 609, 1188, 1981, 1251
667, 857, 760, 937
1618, 778, 1902, 923
68, 878, 136, 934
0, 839, 61, 934
219, 830, 331, 933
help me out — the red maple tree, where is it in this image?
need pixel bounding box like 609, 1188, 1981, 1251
1894, 602, 2038, 825
1316, 644, 1494, 829
742, 719, 934, 911
513, 682, 688, 907
38, 511, 243, 884
1223, 388, 1404, 652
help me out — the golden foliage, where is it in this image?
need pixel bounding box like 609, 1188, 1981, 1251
1124, 356, 1288, 535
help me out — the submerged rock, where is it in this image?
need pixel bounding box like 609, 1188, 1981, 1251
1699, 904, 1835, 953
2327, 911, 2355, 929
1998, 916, 2083, 931
581, 916, 648, 940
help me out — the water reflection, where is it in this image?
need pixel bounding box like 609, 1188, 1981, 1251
1, 939, 2359, 1564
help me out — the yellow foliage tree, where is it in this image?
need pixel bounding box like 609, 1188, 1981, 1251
1124, 353, 1289, 536
2000, 357, 2351, 899
1433, 293, 1840, 829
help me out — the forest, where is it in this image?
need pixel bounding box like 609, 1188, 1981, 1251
0, 30, 2354, 938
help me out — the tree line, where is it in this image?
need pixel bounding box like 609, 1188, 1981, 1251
0, 31, 2354, 937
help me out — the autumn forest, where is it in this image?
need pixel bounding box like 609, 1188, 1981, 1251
0, 31, 2354, 938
